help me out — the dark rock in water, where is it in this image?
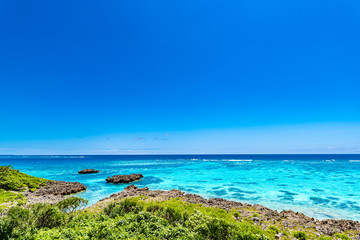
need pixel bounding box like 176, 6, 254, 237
106, 174, 143, 183
78, 169, 100, 174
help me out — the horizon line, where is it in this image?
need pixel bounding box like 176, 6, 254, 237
1, 153, 360, 156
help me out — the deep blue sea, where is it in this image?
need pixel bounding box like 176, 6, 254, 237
1, 154, 360, 220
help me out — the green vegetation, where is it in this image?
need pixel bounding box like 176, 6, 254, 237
0, 166, 46, 210
0, 166, 48, 191
0, 195, 356, 240
0, 197, 88, 239
56, 197, 89, 214
319, 235, 333, 240
0, 189, 26, 210
0, 167, 356, 239
334, 233, 351, 240
0, 190, 18, 204
0, 196, 271, 240
267, 226, 280, 234
293, 231, 307, 240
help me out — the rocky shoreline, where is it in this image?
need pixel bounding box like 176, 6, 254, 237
95, 185, 360, 239
23, 180, 86, 205
2, 166, 359, 239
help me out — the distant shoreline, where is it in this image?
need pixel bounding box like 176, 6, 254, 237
1, 154, 360, 156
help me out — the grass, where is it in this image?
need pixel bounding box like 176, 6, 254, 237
0, 165, 46, 211
0, 165, 48, 191
0, 189, 26, 211
0, 190, 18, 204
334, 233, 351, 240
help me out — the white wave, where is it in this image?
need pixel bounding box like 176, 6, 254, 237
225, 159, 252, 162
111, 162, 175, 166
349, 160, 360, 162
325, 159, 336, 162
42, 156, 86, 159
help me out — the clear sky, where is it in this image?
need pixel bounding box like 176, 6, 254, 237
0, 0, 359, 154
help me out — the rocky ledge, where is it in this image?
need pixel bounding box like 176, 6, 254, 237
97, 185, 360, 239
106, 174, 143, 183
23, 180, 87, 205
78, 169, 100, 174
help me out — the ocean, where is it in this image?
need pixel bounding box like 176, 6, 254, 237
1, 154, 359, 220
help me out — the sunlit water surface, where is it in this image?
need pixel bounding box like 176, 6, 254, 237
1, 154, 360, 220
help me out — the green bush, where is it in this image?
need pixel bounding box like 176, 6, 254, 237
103, 198, 143, 218
146, 204, 165, 213
233, 211, 241, 218
294, 231, 307, 240
335, 233, 351, 240
1, 197, 273, 239
163, 206, 183, 224
0, 190, 18, 204
56, 197, 88, 213
319, 235, 333, 240
0, 206, 33, 239
32, 204, 65, 228
207, 218, 231, 239
0, 202, 68, 239
6, 196, 348, 240
267, 226, 280, 234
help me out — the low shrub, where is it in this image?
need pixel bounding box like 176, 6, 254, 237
335, 233, 351, 240
103, 198, 143, 218
33, 204, 65, 228
0, 190, 18, 204
293, 231, 307, 240
163, 206, 183, 224
0, 197, 88, 239
56, 197, 88, 213
267, 226, 280, 234
4, 196, 339, 240
233, 211, 241, 218
319, 235, 333, 240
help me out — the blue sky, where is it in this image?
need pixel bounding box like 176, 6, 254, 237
0, 0, 359, 154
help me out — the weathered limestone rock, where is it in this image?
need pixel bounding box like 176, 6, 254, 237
78, 169, 100, 174
106, 174, 143, 183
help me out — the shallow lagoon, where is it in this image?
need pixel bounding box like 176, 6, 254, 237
1, 154, 360, 220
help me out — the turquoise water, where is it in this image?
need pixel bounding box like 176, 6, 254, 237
1, 155, 360, 220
